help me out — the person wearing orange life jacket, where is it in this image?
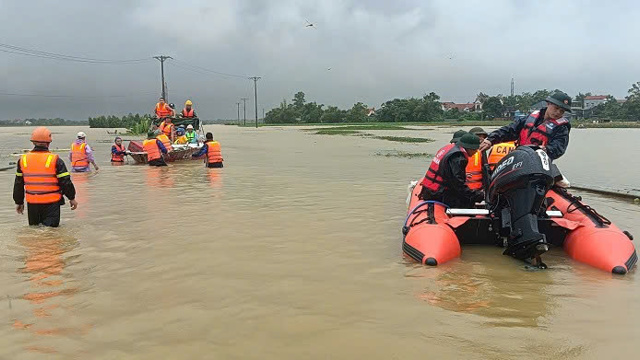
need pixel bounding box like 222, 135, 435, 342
479, 92, 572, 161
465, 127, 488, 191
181, 100, 197, 118
158, 117, 176, 142
192, 132, 223, 168
143, 131, 169, 166
154, 97, 174, 118
69, 132, 99, 172
14, 127, 78, 227
111, 137, 128, 163
155, 130, 173, 152
486, 141, 516, 170
418, 133, 485, 208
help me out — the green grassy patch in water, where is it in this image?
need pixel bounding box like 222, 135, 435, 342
314, 129, 362, 135
368, 135, 434, 143
375, 150, 432, 158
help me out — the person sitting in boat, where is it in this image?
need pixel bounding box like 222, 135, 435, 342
418, 133, 484, 208
69, 132, 99, 172
185, 124, 198, 144
181, 100, 197, 118
191, 132, 223, 168
173, 127, 189, 145
111, 137, 128, 163
465, 127, 487, 191
143, 131, 168, 167
154, 97, 174, 118
158, 117, 176, 142
479, 91, 571, 160
155, 130, 173, 152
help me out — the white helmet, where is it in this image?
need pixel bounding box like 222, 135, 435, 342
77, 132, 86, 138
186, 124, 194, 130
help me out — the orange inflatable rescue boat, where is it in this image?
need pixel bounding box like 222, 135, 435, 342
403, 146, 636, 274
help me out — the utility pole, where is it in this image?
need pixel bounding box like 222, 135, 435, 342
241, 97, 249, 126
249, 76, 261, 128
236, 102, 241, 125
153, 55, 172, 101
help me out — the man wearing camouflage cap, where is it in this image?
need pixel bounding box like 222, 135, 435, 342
479, 91, 572, 160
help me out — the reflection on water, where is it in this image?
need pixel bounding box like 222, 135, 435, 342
0, 126, 638, 359
11, 228, 86, 356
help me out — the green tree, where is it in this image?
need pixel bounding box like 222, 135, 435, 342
320, 106, 346, 123
346, 102, 368, 123
483, 96, 505, 119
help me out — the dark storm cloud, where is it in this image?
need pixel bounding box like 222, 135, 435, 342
0, 0, 639, 120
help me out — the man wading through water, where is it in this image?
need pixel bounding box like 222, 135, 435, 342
14, 127, 78, 227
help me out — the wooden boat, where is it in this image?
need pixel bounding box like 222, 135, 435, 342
127, 141, 203, 164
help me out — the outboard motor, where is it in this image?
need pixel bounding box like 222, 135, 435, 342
488, 146, 557, 262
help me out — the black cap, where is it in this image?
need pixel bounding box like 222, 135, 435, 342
450, 130, 468, 143
206, 132, 213, 140
458, 133, 480, 150
546, 91, 572, 112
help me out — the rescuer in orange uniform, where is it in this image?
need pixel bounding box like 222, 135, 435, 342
143, 131, 169, 166
13, 127, 78, 227
192, 132, 223, 168
154, 97, 175, 118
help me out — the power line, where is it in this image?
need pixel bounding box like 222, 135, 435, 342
153, 55, 172, 100
0, 42, 151, 64
169, 59, 249, 79
0, 91, 157, 99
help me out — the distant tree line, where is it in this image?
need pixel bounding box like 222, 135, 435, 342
0, 118, 86, 126
88, 113, 153, 128
264, 83, 640, 124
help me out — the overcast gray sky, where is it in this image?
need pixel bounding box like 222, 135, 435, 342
0, 0, 638, 120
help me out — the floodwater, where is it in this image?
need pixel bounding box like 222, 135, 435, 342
0, 125, 638, 360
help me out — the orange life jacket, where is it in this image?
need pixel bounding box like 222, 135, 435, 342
111, 143, 126, 162
159, 120, 174, 137
487, 142, 516, 169
465, 151, 483, 190
420, 143, 467, 193
182, 108, 194, 118
206, 141, 223, 164
518, 111, 569, 147
20, 152, 62, 204
70, 142, 89, 168
156, 134, 173, 151
155, 103, 172, 117
143, 139, 162, 161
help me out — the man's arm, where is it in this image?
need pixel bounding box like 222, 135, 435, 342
13, 161, 25, 205
56, 157, 76, 201
544, 124, 571, 160
157, 139, 168, 154
486, 118, 524, 145
192, 144, 207, 158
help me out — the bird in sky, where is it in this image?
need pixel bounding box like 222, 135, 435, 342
305, 19, 317, 29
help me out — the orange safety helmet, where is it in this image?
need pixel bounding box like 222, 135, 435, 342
30, 127, 52, 143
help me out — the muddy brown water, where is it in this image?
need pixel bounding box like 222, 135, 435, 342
0, 126, 638, 359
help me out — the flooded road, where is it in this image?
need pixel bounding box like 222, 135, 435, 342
0, 125, 638, 359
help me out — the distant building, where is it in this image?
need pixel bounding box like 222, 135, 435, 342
583, 95, 608, 109
366, 107, 376, 117
24, 120, 32, 125
441, 102, 476, 112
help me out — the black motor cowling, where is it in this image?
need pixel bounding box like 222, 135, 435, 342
488, 146, 557, 260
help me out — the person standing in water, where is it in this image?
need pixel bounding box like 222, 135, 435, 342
14, 127, 78, 227
111, 137, 128, 163
143, 131, 168, 167
69, 132, 99, 172
191, 132, 223, 168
